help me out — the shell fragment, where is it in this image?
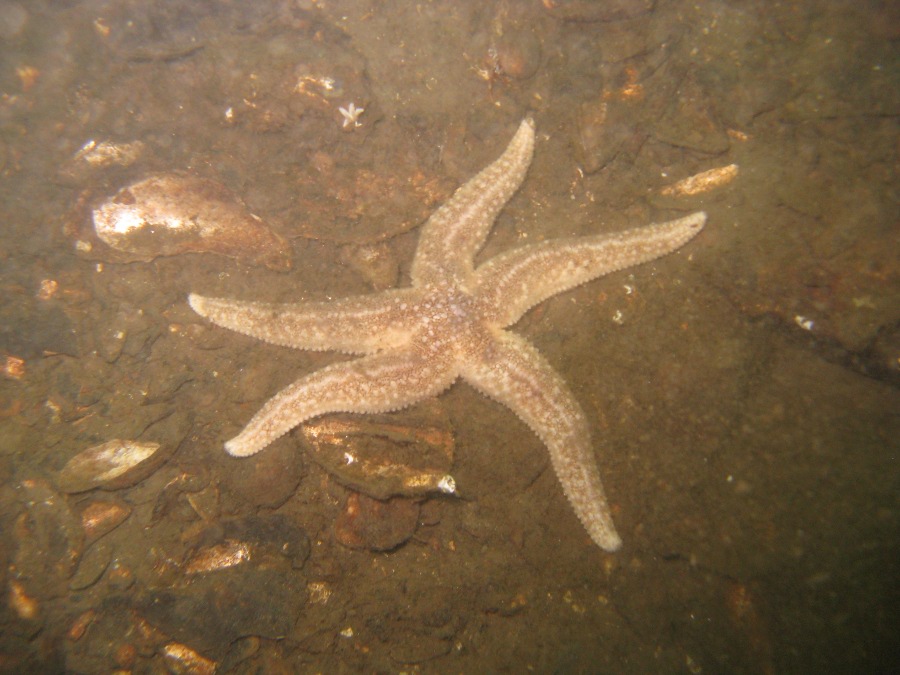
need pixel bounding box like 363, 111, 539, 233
92, 173, 292, 271
58, 439, 163, 493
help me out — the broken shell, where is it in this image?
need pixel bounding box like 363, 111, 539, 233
92, 173, 292, 271
74, 139, 145, 168
161, 642, 217, 675
184, 515, 311, 572
2, 353, 25, 380
58, 439, 164, 493
59, 139, 146, 183
183, 540, 251, 575
660, 164, 739, 196
301, 406, 455, 499
307, 581, 332, 605
66, 609, 97, 641
8, 579, 40, 621
80, 499, 132, 545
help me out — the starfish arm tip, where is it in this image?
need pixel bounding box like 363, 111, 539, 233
599, 531, 623, 552
518, 117, 536, 140
225, 436, 259, 457
187, 292, 204, 313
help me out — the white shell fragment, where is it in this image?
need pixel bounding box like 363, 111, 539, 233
436, 474, 456, 494
92, 173, 292, 271
74, 139, 146, 169
58, 439, 163, 493
183, 541, 252, 575
660, 164, 739, 196
58, 139, 146, 184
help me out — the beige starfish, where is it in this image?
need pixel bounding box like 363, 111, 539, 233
189, 119, 705, 551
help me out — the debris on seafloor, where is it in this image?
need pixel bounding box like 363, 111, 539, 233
90, 173, 293, 271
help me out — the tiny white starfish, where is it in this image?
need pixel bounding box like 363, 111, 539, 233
338, 102, 364, 129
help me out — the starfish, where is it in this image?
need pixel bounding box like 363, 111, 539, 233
338, 102, 364, 129
188, 119, 705, 551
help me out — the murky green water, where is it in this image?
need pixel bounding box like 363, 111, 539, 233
0, 0, 896, 672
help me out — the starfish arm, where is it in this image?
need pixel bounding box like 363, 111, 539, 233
474, 212, 706, 327
225, 350, 459, 457
188, 289, 422, 354
460, 330, 622, 552
411, 118, 535, 286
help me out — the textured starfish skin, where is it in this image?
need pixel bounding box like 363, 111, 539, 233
189, 119, 706, 551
